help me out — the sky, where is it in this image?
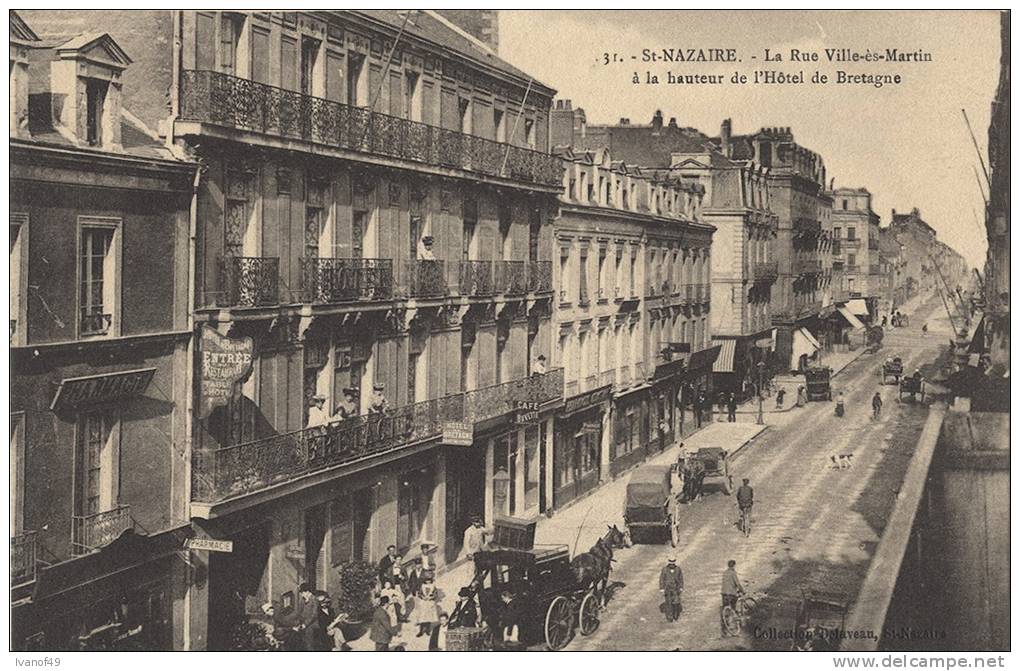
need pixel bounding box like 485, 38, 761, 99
498, 10, 1001, 269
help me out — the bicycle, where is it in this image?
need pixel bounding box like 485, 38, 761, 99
721, 592, 759, 637
738, 505, 753, 537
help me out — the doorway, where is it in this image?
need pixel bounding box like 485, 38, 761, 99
444, 448, 485, 564
206, 524, 270, 651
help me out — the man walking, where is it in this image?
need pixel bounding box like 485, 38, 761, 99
721, 560, 745, 637
872, 391, 883, 420
370, 596, 399, 651
294, 583, 320, 651
659, 557, 684, 622
727, 393, 738, 422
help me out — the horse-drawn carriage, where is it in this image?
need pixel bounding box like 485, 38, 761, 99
791, 589, 849, 651
684, 447, 733, 496
624, 464, 681, 546
881, 356, 904, 384
460, 526, 628, 651
804, 366, 833, 402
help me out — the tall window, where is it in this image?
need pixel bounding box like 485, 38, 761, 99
462, 196, 477, 261
559, 248, 570, 303
578, 249, 589, 305
597, 248, 607, 300
79, 222, 118, 337
305, 179, 328, 259
219, 13, 243, 75
629, 249, 637, 297
347, 53, 366, 107
397, 468, 433, 551
528, 209, 540, 263
300, 37, 319, 96
524, 118, 535, 148
76, 410, 118, 518
10, 413, 24, 536
351, 183, 369, 260
225, 170, 254, 257
493, 108, 506, 143
405, 71, 422, 121
847, 227, 856, 240
10, 215, 26, 342
498, 201, 512, 260
848, 253, 857, 268
458, 98, 472, 135
85, 79, 108, 147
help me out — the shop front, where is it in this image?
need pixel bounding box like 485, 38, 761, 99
712, 331, 775, 400
610, 386, 650, 478
684, 344, 722, 430
553, 384, 612, 509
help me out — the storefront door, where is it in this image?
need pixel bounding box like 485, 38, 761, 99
445, 447, 485, 564
207, 524, 270, 651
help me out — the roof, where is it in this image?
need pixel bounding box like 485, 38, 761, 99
55, 32, 132, 67
352, 10, 553, 96
579, 121, 715, 168
10, 10, 41, 43
712, 339, 737, 373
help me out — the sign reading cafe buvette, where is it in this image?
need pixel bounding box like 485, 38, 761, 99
199, 326, 254, 419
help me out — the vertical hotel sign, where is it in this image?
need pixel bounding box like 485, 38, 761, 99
199, 326, 254, 419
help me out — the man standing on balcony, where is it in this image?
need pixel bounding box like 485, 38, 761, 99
532, 354, 547, 376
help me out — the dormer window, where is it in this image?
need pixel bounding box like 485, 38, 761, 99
85, 79, 108, 146
51, 33, 131, 151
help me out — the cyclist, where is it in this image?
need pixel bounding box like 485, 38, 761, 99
720, 559, 745, 637
736, 478, 754, 534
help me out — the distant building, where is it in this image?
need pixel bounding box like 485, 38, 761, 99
889, 208, 938, 297
828, 187, 881, 303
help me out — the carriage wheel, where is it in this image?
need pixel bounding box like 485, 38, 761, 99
544, 596, 575, 651
579, 591, 601, 636
721, 605, 741, 636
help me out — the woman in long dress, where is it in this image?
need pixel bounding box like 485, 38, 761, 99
414, 578, 440, 637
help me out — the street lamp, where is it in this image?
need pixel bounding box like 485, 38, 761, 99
756, 361, 765, 425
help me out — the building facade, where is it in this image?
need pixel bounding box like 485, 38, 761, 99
10, 13, 198, 651
552, 147, 716, 501
673, 119, 779, 397
889, 207, 938, 298
829, 187, 881, 303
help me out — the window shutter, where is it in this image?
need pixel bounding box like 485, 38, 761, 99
330, 495, 353, 566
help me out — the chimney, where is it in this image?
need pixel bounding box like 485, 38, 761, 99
619, 118, 630, 125
720, 118, 732, 157
652, 110, 663, 130
668, 117, 678, 128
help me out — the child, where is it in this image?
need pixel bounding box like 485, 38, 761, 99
381, 581, 405, 624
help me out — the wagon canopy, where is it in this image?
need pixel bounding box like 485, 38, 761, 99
626, 464, 673, 509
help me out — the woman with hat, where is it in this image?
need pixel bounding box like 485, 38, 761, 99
306, 393, 332, 429
417, 235, 436, 261
335, 386, 359, 420
368, 383, 388, 415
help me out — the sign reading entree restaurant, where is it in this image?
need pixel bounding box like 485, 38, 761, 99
199, 326, 254, 419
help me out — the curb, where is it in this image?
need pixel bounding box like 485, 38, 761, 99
732, 347, 870, 416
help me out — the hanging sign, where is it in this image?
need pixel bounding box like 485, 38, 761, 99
199, 326, 254, 419
50, 368, 156, 411
442, 421, 474, 446
185, 538, 234, 553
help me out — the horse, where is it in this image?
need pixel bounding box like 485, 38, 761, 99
682, 462, 706, 503
571, 525, 630, 606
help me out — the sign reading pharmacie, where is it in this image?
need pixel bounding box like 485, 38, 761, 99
185, 538, 234, 553
198, 325, 254, 419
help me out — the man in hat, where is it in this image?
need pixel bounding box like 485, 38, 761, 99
335, 386, 359, 420
306, 393, 332, 429
368, 383, 388, 415
659, 556, 684, 622
461, 516, 490, 560
417, 235, 437, 261
532, 354, 548, 376
721, 559, 745, 637
449, 587, 479, 628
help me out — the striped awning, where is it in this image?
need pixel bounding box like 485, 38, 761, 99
712, 339, 737, 373
846, 298, 869, 317
837, 305, 866, 330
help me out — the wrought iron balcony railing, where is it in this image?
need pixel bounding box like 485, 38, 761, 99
459, 260, 495, 297
301, 257, 393, 304
11, 531, 37, 585
494, 260, 528, 295
193, 370, 565, 503
793, 217, 822, 235
843, 238, 862, 248
180, 70, 564, 188
80, 309, 112, 336
794, 258, 823, 275
752, 261, 779, 282
397, 260, 447, 299
529, 261, 553, 294
72, 505, 132, 556
218, 256, 280, 308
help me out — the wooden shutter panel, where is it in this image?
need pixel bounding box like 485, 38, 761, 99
330, 495, 353, 566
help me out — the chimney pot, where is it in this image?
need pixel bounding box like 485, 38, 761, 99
668, 117, 677, 128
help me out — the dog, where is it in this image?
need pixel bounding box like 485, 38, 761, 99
829, 454, 854, 470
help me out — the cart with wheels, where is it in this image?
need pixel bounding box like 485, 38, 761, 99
623, 464, 681, 546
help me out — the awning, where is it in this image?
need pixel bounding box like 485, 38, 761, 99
967, 316, 986, 354
792, 327, 820, 367
837, 305, 866, 330
800, 327, 821, 350
846, 298, 869, 317
688, 344, 722, 372
50, 368, 157, 412
712, 340, 737, 373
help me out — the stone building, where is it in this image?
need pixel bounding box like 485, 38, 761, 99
17, 9, 564, 650
828, 187, 881, 303
552, 146, 715, 498
10, 12, 198, 651
889, 207, 938, 298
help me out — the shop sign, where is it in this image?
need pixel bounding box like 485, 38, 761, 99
582, 420, 602, 434
513, 401, 540, 426
199, 326, 254, 419
442, 421, 474, 446
185, 538, 234, 553
561, 384, 612, 416
50, 368, 157, 411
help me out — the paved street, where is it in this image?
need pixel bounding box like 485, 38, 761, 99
565, 295, 950, 651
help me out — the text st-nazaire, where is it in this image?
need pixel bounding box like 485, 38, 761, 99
640, 48, 932, 63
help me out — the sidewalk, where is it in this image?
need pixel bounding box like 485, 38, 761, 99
349, 421, 768, 651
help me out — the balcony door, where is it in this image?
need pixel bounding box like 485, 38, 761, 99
75, 410, 119, 519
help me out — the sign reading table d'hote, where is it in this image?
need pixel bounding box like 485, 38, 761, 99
50, 368, 157, 411
199, 326, 254, 419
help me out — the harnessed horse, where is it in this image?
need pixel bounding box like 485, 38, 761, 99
570, 525, 630, 606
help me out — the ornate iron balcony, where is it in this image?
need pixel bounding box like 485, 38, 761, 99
528, 261, 553, 294
794, 258, 822, 275
72, 505, 132, 556
80, 309, 112, 336
397, 260, 447, 299
218, 256, 280, 308
10, 531, 37, 585
752, 261, 779, 282
793, 217, 822, 235
494, 260, 528, 295
459, 260, 495, 297
302, 257, 393, 304
180, 70, 563, 188
463, 368, 564, 423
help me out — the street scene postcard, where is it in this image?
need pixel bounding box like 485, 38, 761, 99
6, 6, 1011, 664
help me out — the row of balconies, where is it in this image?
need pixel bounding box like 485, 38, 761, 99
11, 506, 135, 587
563, 369, 618, 399
192, 369, 564, 503
794, 258, 823, 276
793, 217, 822, 235
752, 261, 779, 282
218, 257, 554, 308
179, 70, 563, 189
